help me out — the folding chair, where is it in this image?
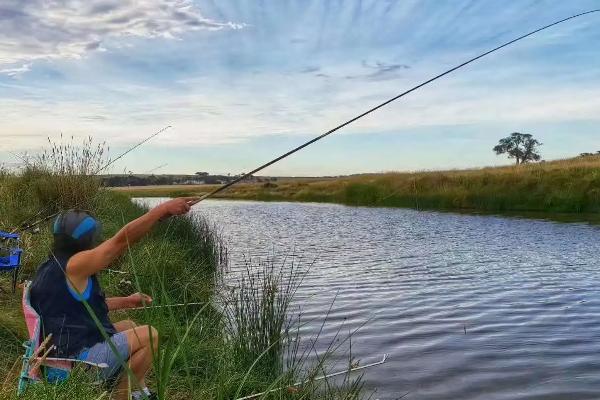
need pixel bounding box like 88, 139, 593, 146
18, 281, 108, 395
0, 230, 22, 293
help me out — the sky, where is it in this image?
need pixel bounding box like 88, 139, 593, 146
1, 0, 599, 176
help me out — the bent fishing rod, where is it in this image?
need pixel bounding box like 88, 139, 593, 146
189, 9, 599, 206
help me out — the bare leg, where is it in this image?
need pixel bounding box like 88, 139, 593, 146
113, 319, 137, 333
112, 325, 158, 400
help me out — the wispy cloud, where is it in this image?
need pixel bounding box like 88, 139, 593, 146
0, 63, 31, 77
344, 60, 411, 81
80, 114, 109, 121
0, 0, 245, 72
300, 66, 321, 74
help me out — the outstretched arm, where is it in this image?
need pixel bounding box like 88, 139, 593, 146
106, 293, 153, 311
66, 197, 197, 292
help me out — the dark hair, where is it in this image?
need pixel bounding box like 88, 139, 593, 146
52, 210, 102, 255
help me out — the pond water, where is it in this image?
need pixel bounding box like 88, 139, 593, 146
141, 198, 600, 400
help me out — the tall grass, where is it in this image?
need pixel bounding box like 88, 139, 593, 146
1, 136, 107, 233
33, 135, 107, 211
223, 259, 304, 385
218, 257, 364, 400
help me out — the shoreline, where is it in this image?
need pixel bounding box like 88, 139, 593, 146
112, 155, 600, 224
133, 193, 600, 225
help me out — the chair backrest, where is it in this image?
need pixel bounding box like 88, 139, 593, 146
0, 232, 22, 269
21, 281, 71, 381
9, 248, 23, 267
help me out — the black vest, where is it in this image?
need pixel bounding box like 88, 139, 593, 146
30, 253, 116, 357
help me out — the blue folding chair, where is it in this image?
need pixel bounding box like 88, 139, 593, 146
0, 230, 23, 293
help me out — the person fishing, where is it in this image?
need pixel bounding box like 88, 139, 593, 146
12, 8, 600, 399
29, 197, 196, 400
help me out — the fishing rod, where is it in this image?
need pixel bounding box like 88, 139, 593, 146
189, 9, 599, 206
95, 125, 171, 174
8, 151, 27, 164
145, 163, 168, 174
13, 126, 172, 233
235, 354, 388, 400
114, 302, 208, 311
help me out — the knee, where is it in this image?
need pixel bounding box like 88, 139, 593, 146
126, 324, 159, 352
117, 319, 137, 331
124, 319, 137, 328
141, 325, 159, 351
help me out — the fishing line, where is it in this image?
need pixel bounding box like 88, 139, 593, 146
95, 125, 171, 174
145, 163, 168, 174
12, 126, 171, 233
189, 9, 599, 205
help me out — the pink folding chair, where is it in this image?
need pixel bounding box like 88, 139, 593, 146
18, 281, 108, 395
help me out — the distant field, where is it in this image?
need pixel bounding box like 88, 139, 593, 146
114, 155, 600, 215
112, 183, 237, 197
111, 176, 335, 197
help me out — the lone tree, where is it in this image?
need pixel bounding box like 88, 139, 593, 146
493, 132, 542, 165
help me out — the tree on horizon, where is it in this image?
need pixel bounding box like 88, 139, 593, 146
493, 132, 542, 165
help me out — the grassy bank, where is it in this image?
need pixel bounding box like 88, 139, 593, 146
0, 147, 363, 399
0, 188, 225, 399
115, 155, 600, 216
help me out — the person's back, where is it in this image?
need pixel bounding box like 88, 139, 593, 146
30, 253, 115, 357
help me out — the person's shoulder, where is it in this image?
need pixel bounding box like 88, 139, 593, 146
33, 256, 54, 273
34, 254, 69, 278
49, 251, 75, 266
30, 258, 51, 296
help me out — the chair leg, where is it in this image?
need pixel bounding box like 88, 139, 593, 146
12, 267, 19, 293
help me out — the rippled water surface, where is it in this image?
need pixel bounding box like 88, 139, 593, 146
144, 199, 600, 399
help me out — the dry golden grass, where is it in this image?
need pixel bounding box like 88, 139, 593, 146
114, 155, 600, 214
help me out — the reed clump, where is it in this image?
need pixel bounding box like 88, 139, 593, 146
34, 135, 107, 211
1, 136, 107, 232
222, 259, 302, 383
